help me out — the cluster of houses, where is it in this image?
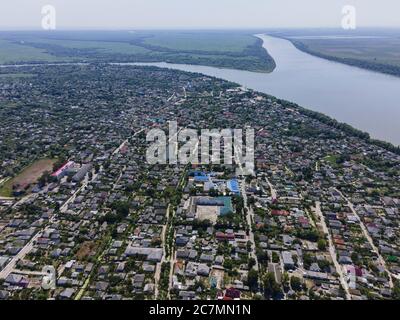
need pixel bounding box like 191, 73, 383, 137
0, 64, 399, 301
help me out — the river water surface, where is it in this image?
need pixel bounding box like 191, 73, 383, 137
133, 34, 400, 146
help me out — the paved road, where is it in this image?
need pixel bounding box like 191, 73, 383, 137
1, 138, 128, 277
233, 146, 259, 278
335, 188, 394, 289
59, 178, 88, 213
233, 144, 260, 294
239, 179, 259, 272
0, 198, 63, 280
315, 161, 320, 172
265, 177, 278, 200
75, 238, 112, 300
0, 186, 61, 280
167, 250, 176, 299
61, 131, 141, 214
0, 186, 64, 279
159, 165, 191, 299
74, 129, 146, 299
0, 196, 14, 201
12, 193, 38, 209
154, 204, 172, 299
1, 130, 144, 282
0, 232, 42, 279
314, 201, 351, 300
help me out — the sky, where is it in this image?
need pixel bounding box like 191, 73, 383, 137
1, 0, 400, 30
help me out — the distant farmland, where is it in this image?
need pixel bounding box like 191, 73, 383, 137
0, 31, 276, 72
0, 39, 63, 64
280, 32, 400, 77
0, 158, 56, 197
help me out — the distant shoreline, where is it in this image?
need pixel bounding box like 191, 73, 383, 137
0, 31, 276, 73
277, 36, 400, 78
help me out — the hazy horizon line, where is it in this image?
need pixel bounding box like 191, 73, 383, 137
1, 26, 400, 32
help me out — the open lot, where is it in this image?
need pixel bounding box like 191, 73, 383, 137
0, 158, 56, 197
196, 205, 219, 224
75, 241, 99, 261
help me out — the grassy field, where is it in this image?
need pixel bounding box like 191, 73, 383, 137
0, 158, 56, 197
141, 32, 256, 52
292, 37, 400, 68
18, 37, 151, 55
0, 39, 62, 64
0, 31, 276, 72
75, 241, 99, 260
323, 155, 340, 168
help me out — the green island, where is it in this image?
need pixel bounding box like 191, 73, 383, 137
0, 31, 276, 73
273, 29, 400, 77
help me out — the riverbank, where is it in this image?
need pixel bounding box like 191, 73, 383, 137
0, 31, 276, 73
2, 36, 400, 150
281, 36, 400, 78
129, 32, 400, 147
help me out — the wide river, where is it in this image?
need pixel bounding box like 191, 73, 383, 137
134, 34, 400, 146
